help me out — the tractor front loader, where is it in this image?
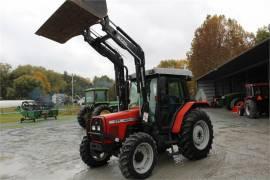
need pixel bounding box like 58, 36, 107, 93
36, 0, 214, 179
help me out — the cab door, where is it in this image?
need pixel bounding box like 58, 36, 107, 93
158, 77, 185, 129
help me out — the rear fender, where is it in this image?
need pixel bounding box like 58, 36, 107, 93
171, 101, 209, 134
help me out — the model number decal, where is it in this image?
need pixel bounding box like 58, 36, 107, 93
109, 118, 138, 124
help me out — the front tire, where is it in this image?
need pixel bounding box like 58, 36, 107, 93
178, 109, 213, 160
238, 107, 244, 116
77, 106, 92, 128
119, 132, 157, 179
245, 100, 258, 118
80, 136, 111, 167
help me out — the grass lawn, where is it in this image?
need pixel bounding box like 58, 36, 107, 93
0, 113, 21, 123
0, 105, 80, 124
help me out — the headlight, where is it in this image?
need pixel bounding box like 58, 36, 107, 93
96, 125, 101, 131
91, 125, 96, 131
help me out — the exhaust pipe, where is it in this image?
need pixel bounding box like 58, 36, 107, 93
36, 0, 107, 44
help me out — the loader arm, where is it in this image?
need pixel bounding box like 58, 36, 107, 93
83, 16, 149, 117
82, 29, 129, 111
99, 17, 149, 116
36, 0, 149, 119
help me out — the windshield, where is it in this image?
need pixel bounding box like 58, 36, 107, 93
85, 91, 94, 103
254, 86, 269, 96
129, 82, 140, 108
129, 78, 158, 117
95, 90, 107, 102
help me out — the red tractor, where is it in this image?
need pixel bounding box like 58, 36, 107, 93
239, 83, 269, 118
36, 0, 214, 178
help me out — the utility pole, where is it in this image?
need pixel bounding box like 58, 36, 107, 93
72, 73, 74, 106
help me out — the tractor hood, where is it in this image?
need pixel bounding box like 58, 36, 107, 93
36, 0, 108, 43
101, 108, 140, 124
97, 107, 140, 141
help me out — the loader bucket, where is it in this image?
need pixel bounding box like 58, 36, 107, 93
36, 0, 107, 44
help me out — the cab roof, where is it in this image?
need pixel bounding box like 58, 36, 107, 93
129, 68, 192, 79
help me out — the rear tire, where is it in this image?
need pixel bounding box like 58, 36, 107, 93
230, 98, 238, 110
178, 109, 213, 160
77, 106, 92, 128
80, 136, 111, 167
245, 100, 258, 118
119, 132, 157, 179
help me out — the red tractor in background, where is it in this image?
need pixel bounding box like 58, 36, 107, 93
239, 83, 269, 118
36, 0, 214, 178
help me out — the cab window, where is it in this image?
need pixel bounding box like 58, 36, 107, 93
167, 79, 184, 104
85, 91, 94, 103
95, 91, 107, 102
148, 78, 157, 122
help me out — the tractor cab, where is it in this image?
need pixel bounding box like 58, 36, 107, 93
246, 83, 269, 99
84, 88, 109, 105
128, 68, 192, 129
239, 83, 269, 118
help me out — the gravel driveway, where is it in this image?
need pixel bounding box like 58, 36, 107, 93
0, 109, 269, 180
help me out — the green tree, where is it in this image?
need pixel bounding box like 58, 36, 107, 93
33, 70, 51, 93
6, 87, 16, 99
13, 75, 42, 99
187, 15, 255, 78
11, 65, 68, 95
45, 70, 67, 93
62, 72, 92, 97
0, 63, 12, 99
255, 26, 270, 44
93, 75, 114, 88
73, 75, 92, 97
93, 75, 116, 100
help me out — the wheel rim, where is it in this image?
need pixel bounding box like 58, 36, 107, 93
245, 105, 250, 116
132, 142, 154, 174
100, 110, 110, 115
92, 152, 108, 161
193, 120, 210, 150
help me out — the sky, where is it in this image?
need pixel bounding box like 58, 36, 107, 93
1, 0, 269, 80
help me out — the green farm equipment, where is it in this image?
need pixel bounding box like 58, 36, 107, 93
211, 92, 245, 110
77, 88, 118, 128
17, 101, 58, 122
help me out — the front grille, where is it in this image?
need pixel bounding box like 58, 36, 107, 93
110, 126, 119, 137
91, 132, 104, 141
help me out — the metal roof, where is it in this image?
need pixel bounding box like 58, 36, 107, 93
129, 68, 192, 79
197, 38, 269, 81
